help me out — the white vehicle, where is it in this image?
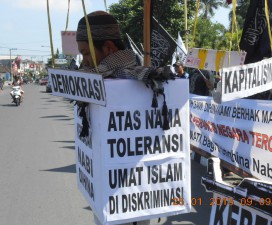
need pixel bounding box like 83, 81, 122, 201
11, 86, 22, 106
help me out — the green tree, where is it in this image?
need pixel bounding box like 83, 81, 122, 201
224, 29, 243, 51
109, 0, 231, 51
228, 0, 250, 30
46, 48, 60, 68
193, 16, 227, 49
109, 0, 196, 47
109, 0, 143, 46
55, 48, 60, 59
199, 0, 226, 19
222, 1, 249, 51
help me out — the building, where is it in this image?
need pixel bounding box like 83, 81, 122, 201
0, 64, 10, 79
0, 56, 16, 67
0, 55, 46, 80
20, 59, 45, 77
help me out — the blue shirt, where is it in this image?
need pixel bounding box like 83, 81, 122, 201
175, 72, 189, 79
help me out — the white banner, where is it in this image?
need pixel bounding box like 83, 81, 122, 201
190, 94, 272, 182
75, 79, 191, 225
185, 48, 246, 72
221, 57, 272, 102
48, 69, 106, 106
210, 193, 272, 225
54, 58, 67, 65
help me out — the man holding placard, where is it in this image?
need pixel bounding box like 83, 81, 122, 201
73, 10, 191, 225
76, 10, 152, 225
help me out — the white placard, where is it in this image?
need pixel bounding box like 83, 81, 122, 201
54, 58, 68, 65
221, 57, 272, 102
190, 94, 272, 182
210, 193, 272, 225
61, 31, 79, 55
75, 79, 191, 225
185, 48, 246, 72
48, 68, 106, 106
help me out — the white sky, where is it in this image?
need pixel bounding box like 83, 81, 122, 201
0, 0, 231, 62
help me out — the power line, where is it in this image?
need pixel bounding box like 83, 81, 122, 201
0, 39, 61, 45
0, 55, 51, 58
0, 46, 50, 53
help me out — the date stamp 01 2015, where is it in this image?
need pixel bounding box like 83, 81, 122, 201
172, 197, 272, 207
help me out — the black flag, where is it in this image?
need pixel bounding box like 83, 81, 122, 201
239, 0, 272, 64
151, 17, 177, 68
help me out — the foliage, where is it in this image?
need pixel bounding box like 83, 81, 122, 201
38, 70, 48, 79
108, 0, 248, 52
199, 0, 226, 19
223, 0, 249, 51
46, 48, 60, 68
224, 29, 243, 51
55, 48, 60, 59
226, 0, 250, 32
23, 74, 33, 81
109, 0, 196, 47
191, 16, 227, 49
109, 0, 143, 46
232, 0, 250, 30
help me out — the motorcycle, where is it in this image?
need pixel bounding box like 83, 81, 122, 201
11, 86, 22, 106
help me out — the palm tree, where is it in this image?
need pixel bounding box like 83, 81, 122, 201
230, 0, 250, 29
200, 0, 226, 19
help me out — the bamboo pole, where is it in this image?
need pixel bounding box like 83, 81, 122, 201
143, 0, 151, 66
191, 0, 200, 46
46, 0, 55, 68
184, 0, 188, 50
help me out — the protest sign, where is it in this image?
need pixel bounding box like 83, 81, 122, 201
190, 94, 272, 182
48, 69, 106, 106
61, 31, 79, 55
75, 79, 191, 225
221, 57, 272, 102
209, 193, 272, 225
185, 48, 246, 72
201, 157, 272, 224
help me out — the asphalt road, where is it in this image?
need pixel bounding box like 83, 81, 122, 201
0, 83, 212, 225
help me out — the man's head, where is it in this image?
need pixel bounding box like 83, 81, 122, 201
76, 11, 125, 68
173, 60, 185, 76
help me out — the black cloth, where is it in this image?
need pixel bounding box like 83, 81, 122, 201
151, 17, 177, 68
189, 69, 210, 96
239, 0, 272, 64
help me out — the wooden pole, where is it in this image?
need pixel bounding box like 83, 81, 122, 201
184, 0, 188, 50
143, 0, 151, 66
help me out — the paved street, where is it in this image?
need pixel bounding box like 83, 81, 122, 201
0, 83, 212, 225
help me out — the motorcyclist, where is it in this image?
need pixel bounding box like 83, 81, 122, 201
10, 75, 24, 102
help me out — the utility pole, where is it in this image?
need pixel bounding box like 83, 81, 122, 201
41, 45, 51, 64
31, 56, 36, 62
9, 48, 17, 82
